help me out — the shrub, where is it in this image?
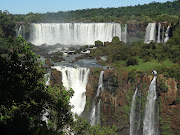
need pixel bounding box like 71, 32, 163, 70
126, 57, 138, 66
159, 80, 168, 92
143, 55, 151, 62
95, 40, 103, 47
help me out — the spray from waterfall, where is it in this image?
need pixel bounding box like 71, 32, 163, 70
53, 66, 90, 115
143, 70, 158, 135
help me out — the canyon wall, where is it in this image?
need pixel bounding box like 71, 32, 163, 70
85, 68, 180, 135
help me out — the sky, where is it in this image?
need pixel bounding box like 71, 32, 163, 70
0, 0, 170, 14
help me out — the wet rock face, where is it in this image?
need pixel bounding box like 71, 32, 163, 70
85, 69, 180, 135
157, 75, 180, 135
127, 23, 146, 32
103, 70, 119, 93
50, 69, 62, 86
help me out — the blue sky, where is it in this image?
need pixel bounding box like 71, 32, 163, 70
0, 0, 169, 14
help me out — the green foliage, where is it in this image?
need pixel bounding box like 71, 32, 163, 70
14, 1, 180, 23
69, 47, 75, 51
72, 116, 117, 135
0, 36, 74, 134
46, 85, 74, 133
112, 36, 121, 45
128, 69, 137, 82
159, 80, 168, 92
126, 57, 138, 66
143, 55, 151, 62
95, 40, 103, 47
158, 64, 180, 81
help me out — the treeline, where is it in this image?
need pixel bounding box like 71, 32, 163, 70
14, 0, 180, 23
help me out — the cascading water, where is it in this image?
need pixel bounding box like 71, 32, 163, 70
90, 71, 104, 125
96, 99, 101, 124
96, 71, 104, 97
17, 25, 26, 38
121, 24, 127, 43
162, 25, 165, 43
130, 88, 138, 135
44, 72, 50, 86
144, 23, 156, 44
29, 23, 126, 45
164, 25, 170, 43
143, 71, 158, 135
53, 66, 90, 115
157, 23, 161, 43
145, 23, 170, 44
42, 72, 51, 124
90, 102, 96, 125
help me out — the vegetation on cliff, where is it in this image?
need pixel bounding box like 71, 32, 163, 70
90, 22, 180, 81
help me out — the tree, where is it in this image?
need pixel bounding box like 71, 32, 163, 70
0, 36, 74, 134
72, 116, 117, 135
112, 36, 121, 45
95, 40, 103, 47
126, 57, 138, 66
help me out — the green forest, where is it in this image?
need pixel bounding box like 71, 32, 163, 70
0, 0, 180, 134
14, 0, 180, 23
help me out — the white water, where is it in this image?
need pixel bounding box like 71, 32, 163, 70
44, 72, 50, 86
29, 23, 126, 45
164, 26, 170, 43
144, 23, 156, 44
90, 102, 96, 125
42, 72, 51, 124
53, 66, 90, 115
130, 88, 138, 135
121, 24, 127, 43
143, 71, 157, 135
90, 71, 104, 125
157, 23, 161, 43
96, 99, 101, 124
162, 25, 165, 43
17, 25, 26, 38
96, 71, 104, 97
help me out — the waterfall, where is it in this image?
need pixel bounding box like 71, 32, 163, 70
130, 88, 138, 135
164, 25, 170, 43
90, 71, 104, 125
29, 23, 126, 46
96, 71, 104, 97
144, 23, 156, 44
162, 25, 165, 43
121, 24, 127, 43
90, 102, 96, 125
53, 66, 90, 115
17, 25, 26, 38
42, 72, 51, 124
96, 99, 101, 124
143, 71, 158, 135
157, 23, 161, 43
44, 72, 50, 86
